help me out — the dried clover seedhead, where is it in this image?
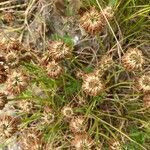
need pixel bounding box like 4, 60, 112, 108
122, 48, 144, 71
0, 115, 20, 139
18, 128, 43, 150
16, 100, 36, 114
46, 61, 63, 78
97, 55, 113, 76
48, 40, 72, 60
82, 73, 105, 96
80, 7, 113, 34
69, 116, 87, 133
72, 133, 93, 150
6, 51, 20, 67
61, 106, 74, 118
6, 70, 29, 95
136, 74, 150, 93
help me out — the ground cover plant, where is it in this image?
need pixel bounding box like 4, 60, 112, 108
0, 0, 150, 149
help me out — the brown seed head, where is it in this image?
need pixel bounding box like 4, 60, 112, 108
122, 48, 144, 71
136, 74, 150, 93
69, 116, 87, 133
97, 55, 113, 75
6, 51, 20, 67
61, 106, 74, 118
48, 40, 72, 60
0, 115, 20, 139
72, 133, 93, 150
18, 128, 43, 150
6, 70, 29, 95
46, 61, 63, 78
82, 73, 105, 96
80, 7, 113, 34
16, 100, 36, 114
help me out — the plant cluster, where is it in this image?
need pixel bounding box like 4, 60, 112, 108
0, 0, 150, 150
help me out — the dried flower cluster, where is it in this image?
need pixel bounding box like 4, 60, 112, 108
82, 72, 105, 96
0, 2, 149, 150
69, 116, 87, 133
46, 60, 63, 78
6, 70, 29, 95
72, 133, 93, 150
122, 48, 144, 71
0, 115, 20, 139
18, 128, 43, 150
80, 7, 113, 34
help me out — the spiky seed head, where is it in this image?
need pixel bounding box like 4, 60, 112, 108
143, 94, 150, 108
61, 106, 74, 118
0, 93, 7, 110
72, 133, 93, 150
16, 100, 36, 114
48, 40, 72, 60
39, 105, 55, 124
97, 55, 113, 75
0, 115, 20, 139
6, 70, 29, 95
82, 73, 105, 96
69, 116, 87, 133
80, 7, 113, 35
18, 128, 43, 150
0, 64, 7, 83
6, 51, 19, 67
122, 48, 144, 71
46, 61, 63, 78
136, 74, 150, 93
80, 7, 103, 34
41, 112, 55, 125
